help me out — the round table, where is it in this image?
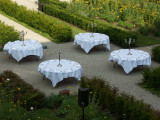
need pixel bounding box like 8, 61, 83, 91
3, 39, 43, 62
109, 49, 151, 74
38, 59, 82, 87
74, 33, 110, 53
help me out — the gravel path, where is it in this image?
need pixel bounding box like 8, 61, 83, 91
0, 0, 160, 111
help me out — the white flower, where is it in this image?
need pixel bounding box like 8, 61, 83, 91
30, 107, 34, 110
7, 78, 10, 81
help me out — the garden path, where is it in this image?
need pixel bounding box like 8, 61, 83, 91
0, 0, 160, 111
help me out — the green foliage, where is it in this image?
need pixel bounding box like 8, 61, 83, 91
57, 95, 111, 120
43, 4, 93, 31
42, 3, 137, 48
43, 93, 63, 109
38, 0, 68, 8
152, 45, 160, 62
142, 67, 160, 88
79, 77, 160, 120
0, 0, 72, 42
153, 17, 160, 36
0, 21, 19, 45
68, 0, 160, 32
0, 70, 45, 109
138, 24, 149, 35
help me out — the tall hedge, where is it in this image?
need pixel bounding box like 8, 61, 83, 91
41, 1, 137, 48
0, 21, 19, 45
0, 0, 72, 42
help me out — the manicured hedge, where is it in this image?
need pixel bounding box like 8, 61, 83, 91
80, 77, 160, 120
42, 2, 137, 48
43, 4, 93, 31
152, 45, 160, 62
0, 21, 19, 45
0, 0, 72, 42
38, 0, 68, 8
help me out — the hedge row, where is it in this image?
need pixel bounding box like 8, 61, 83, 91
0, 21, 19, 45
80, 77, 160, 120
152, 45, 160, 62
42, 1, 137, 48
39, 0, 68, 8
0, 0, 72, 42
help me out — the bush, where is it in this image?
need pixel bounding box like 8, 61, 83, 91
152, 45, 160, 62
80, 77, 160, 120
0, 70, 45, 109
0, 0, 72, 42
142, 67, 160, 88
38, 0, 68, 8
42, 3, 137, 48
43, 93, 63, 109
138, 24, 149, 35
0, 21, 19, 45
43, 4, 92, 31
153, 17, 160, 37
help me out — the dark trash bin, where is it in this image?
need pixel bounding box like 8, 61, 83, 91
38, 3, 43, 12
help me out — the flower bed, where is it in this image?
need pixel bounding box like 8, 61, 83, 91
80, 77, 160, 120
41, 2, 137, 48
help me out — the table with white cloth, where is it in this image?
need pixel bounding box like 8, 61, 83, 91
38, 59, 82, 87
3, 39, 43, 62
109, 49, 151, 74
74, 33, 110, 53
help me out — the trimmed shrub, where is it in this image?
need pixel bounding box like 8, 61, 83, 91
142, 67, 160, 88
38, 0, 68, 8
0, 21, 19, 45
42, 3, 137, 48
43, 93, 63, 109
152, 45, 160, 62
0, 0, 72, 42
80, 77, 160, 120
0, 70, 45, 109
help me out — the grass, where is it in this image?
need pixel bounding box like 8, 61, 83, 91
138, 83, 160, 97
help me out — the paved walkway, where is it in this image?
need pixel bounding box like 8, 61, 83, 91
0, 0, 160, 111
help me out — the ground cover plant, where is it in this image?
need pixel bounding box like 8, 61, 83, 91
39, 0, 160, 47
67, 0, 160, 36
80, 77, 160, 120
0, 0, 72, 42
0, 21, 19, 47
139, 67, 160, 96
0, 70, 112, 120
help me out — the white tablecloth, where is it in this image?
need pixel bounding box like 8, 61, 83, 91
38, 59, 82, 87
109, 49, 151, 74
3, 39, 43, 62
74, 33, 110, 53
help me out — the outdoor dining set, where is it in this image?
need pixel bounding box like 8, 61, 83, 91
3, 30, 151, 88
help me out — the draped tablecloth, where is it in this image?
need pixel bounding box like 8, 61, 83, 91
3, 39, 43, 62
38, 59, 82, 87
109, 49, 151, 74
74, 33, 110, 53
